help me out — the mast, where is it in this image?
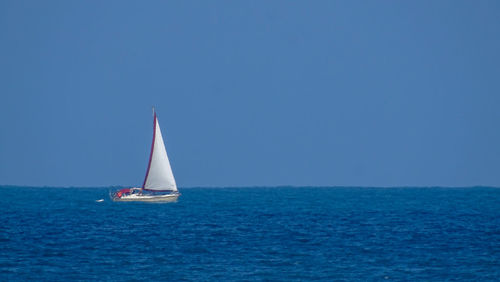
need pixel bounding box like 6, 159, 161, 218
142, 107, 156, 189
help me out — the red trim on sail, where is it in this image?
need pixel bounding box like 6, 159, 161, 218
142, 112, 157, 188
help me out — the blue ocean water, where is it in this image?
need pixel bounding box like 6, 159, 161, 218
1, 186, 499, 281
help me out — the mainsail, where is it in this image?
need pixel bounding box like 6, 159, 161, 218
142, 110, 178, 192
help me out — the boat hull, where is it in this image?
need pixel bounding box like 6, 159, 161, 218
112, 193, 179, 202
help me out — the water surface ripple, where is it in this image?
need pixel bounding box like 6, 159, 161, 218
1, 187, 499, 280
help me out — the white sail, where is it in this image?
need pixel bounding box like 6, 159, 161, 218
142, 112, 178, 191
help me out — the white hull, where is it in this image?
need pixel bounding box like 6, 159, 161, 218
113, 193, 179, 202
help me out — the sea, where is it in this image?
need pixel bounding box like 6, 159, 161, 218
1, 186, 499, 281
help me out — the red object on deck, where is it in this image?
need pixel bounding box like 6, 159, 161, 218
116, 188, 131, 198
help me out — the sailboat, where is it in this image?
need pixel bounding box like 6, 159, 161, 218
112, 108, 180, 202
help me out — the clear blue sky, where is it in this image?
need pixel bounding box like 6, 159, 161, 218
1, 1, 499, 187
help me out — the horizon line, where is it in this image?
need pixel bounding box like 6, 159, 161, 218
1, 184, 499, 189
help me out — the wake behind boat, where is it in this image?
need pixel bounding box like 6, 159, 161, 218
112, 108, 180, 202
